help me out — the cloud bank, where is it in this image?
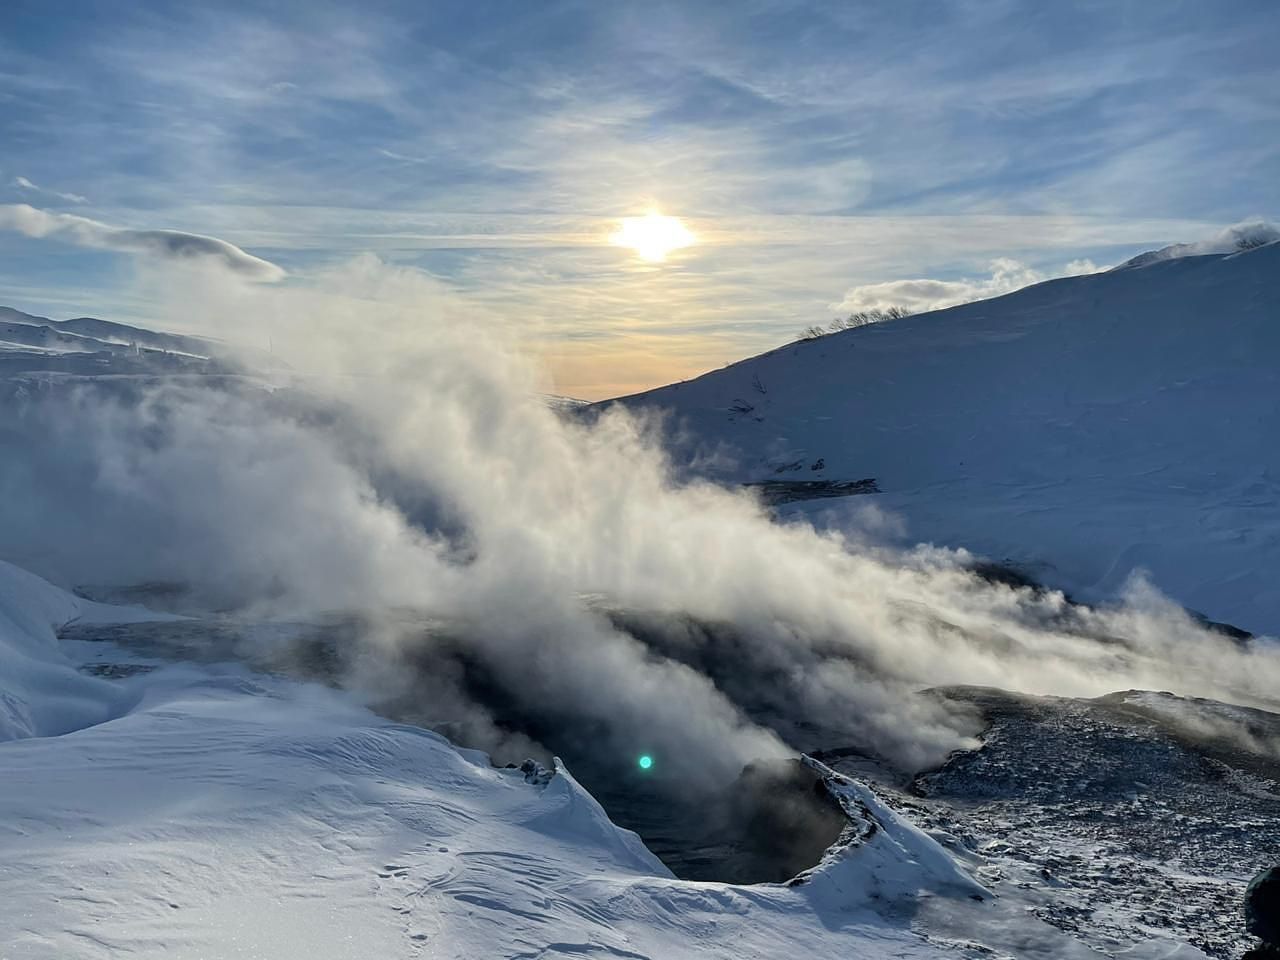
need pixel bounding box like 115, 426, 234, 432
0, 204, 285, 282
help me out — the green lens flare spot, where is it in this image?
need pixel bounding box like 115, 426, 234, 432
637, 754, 654, 771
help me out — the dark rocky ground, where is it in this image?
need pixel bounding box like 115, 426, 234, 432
828, 686, 1280, 958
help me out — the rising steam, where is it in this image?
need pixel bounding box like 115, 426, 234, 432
2, 255, 1278, 787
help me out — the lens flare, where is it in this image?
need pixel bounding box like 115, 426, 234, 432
637, 754, 654, 770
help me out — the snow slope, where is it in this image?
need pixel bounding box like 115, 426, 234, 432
605, 240, 1280, 634
0, 561, 1015, 960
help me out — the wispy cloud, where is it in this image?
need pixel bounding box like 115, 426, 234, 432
377, 148, 429, 165
0, 1, 1277, 394
0, 204, 285, 282
11, 176, 88, 204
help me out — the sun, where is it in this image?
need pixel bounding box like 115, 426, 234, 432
611, 211, 694, 262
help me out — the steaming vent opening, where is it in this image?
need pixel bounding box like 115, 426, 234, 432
62, 602, 867, 885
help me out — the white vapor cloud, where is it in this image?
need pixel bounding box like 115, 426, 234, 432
1, 255, 1276, 793
11, 176, 88, 205
833, 257, 1100, 315
1118, 218, 1279, 268
0, 204, 285, 282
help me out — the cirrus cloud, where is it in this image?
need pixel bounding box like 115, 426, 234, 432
0, 204, 285, 282
11, 176, 88, 205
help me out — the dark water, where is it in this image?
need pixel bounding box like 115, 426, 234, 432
60, 611, 848, 884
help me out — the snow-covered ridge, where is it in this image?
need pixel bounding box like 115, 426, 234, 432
796, 756, 989, 906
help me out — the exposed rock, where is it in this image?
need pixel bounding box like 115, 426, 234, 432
1246, 866, 1280, 946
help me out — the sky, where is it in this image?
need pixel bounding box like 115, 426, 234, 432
1, 0, 1277, 399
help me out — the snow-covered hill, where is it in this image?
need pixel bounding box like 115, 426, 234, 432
604, 239, 1280, 633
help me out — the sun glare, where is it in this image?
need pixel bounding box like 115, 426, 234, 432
611, 211, 694, 262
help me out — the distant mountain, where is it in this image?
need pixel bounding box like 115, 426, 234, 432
602, 239, 1280, 633
0, 305, 248, 385
0, 306, 213, 358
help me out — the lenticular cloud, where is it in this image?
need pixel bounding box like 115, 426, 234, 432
0, 204, 285, 281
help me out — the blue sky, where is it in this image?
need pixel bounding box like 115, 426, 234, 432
2, 0, 1277, 396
